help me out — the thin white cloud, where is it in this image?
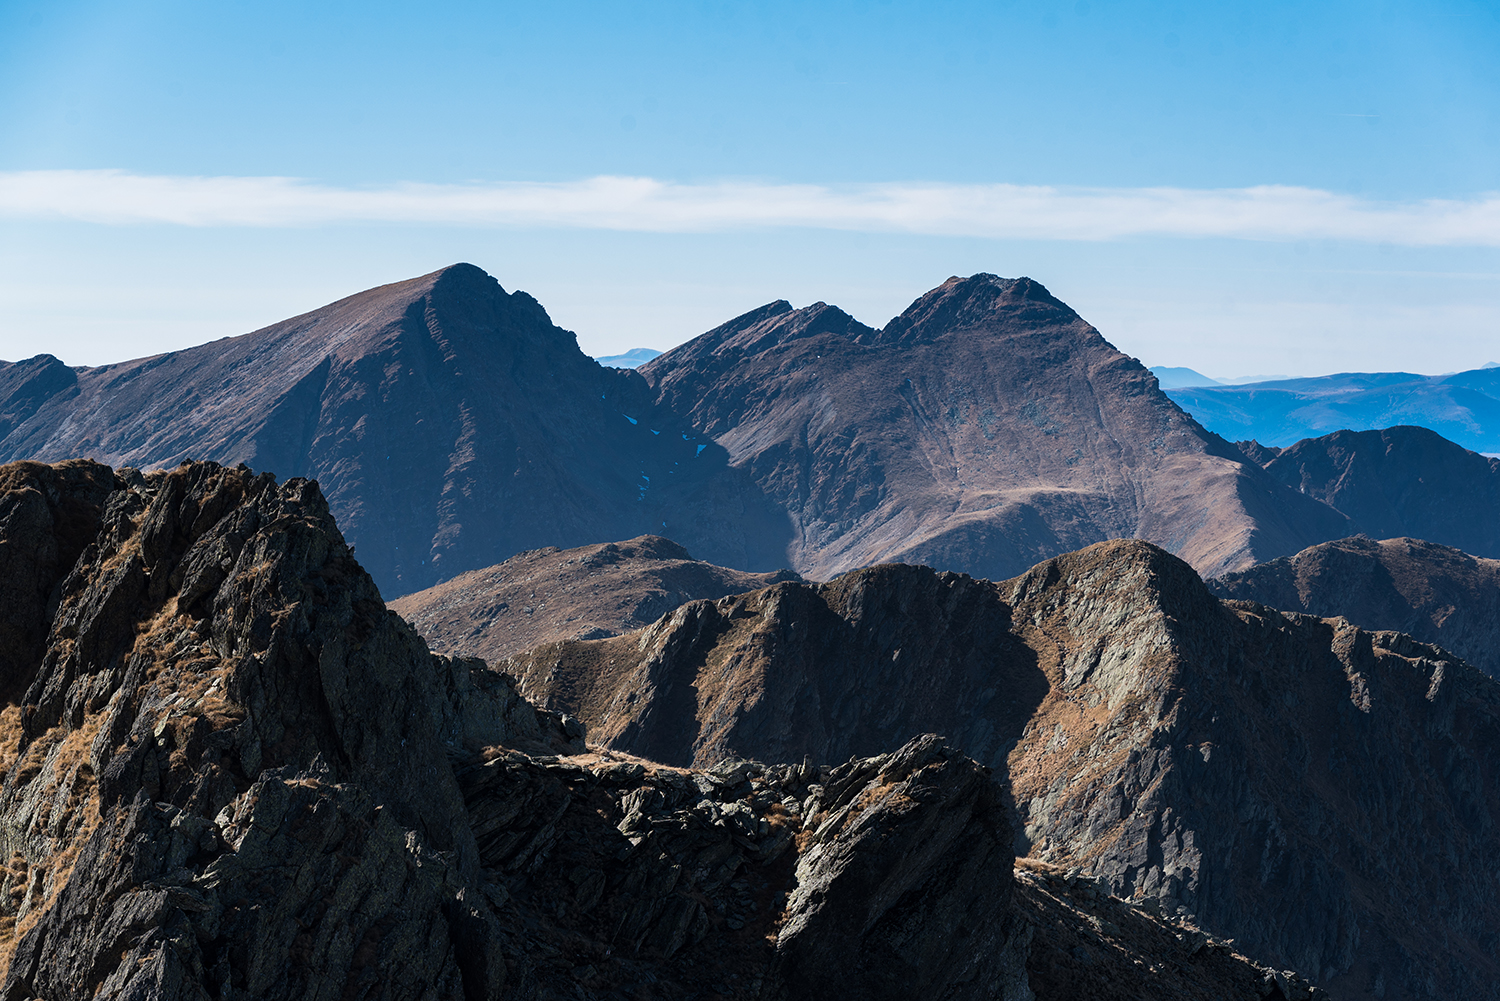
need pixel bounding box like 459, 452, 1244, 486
3, 169, 1500, 245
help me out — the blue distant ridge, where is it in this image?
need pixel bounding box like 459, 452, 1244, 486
1166, 366, 1500, 453
595, 348, 663, 369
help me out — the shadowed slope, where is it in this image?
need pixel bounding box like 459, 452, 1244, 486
1249, 426, 1500, 558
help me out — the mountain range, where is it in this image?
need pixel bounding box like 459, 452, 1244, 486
4, 263, 1459, 597
3, 259, 1499, 999
1166, 369, 1500, 454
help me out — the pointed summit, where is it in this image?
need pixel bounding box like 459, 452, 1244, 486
869, 273, 1079, 345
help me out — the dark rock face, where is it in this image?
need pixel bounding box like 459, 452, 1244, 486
0, 266, 789, 597
1252, 426, 1500, 558
642, 274, 1350, 582
503, 563, 1047, 772
0, 459, 571, 999
1014, 862, 1323, 1001
462, 734, 1032, 1001
390, 534, 800, 664
0, 459, 116, 702
510, 540, 1500, 1000
1208, 535, 1500, 679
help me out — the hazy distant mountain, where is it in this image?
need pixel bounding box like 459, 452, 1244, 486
1149, 365, 1220, 388
1167, 368, 1500, 453
644, 274, 1350, 582
594, 347, 662, 368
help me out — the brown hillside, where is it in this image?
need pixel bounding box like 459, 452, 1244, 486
389, 534, 799, 663
1207, 535, 1500, 679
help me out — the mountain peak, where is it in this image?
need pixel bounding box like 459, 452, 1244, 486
871, 273, 1078, 345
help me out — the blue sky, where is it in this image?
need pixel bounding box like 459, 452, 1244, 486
2, 0, 1498, 375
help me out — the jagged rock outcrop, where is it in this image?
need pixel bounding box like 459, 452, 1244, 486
1208, 536, 1500, 679
1246, 426, 1500, 559
509, 540, 1500, 999
390, 535, 800, 663
641, 274, 1350, 581
0, 460, 117, 703
1014, 861, 1324, 1000
0, 459, 583, 999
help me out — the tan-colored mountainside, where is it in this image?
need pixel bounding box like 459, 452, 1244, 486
0, 457, 1326, 1000
505, 540, 1500, 1000
642, 274, 1351, 582
388, 535, 800, 663
1207, 535, 1500, 679
1244, 426, 1500, 558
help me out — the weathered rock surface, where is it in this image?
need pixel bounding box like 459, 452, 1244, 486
509, 540, 1500, 999
1208, 535, 1500, 679
1246, 426, 1500, 558
390, 535, 799, 663
641, 274, 1351, 581
0, 459, 585, 999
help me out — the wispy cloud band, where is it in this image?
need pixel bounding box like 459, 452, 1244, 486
3, 169, 1499, 245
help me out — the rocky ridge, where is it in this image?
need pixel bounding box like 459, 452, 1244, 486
1208, 535, 1500, 679
389, 535, 800, 663
0, 458, 1313, 1000
505, 540, 1500, 1000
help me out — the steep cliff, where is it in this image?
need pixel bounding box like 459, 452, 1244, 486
0, 459, 1055, 1001
507, 541, 1500, 999
1208, 536, 1500, 679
